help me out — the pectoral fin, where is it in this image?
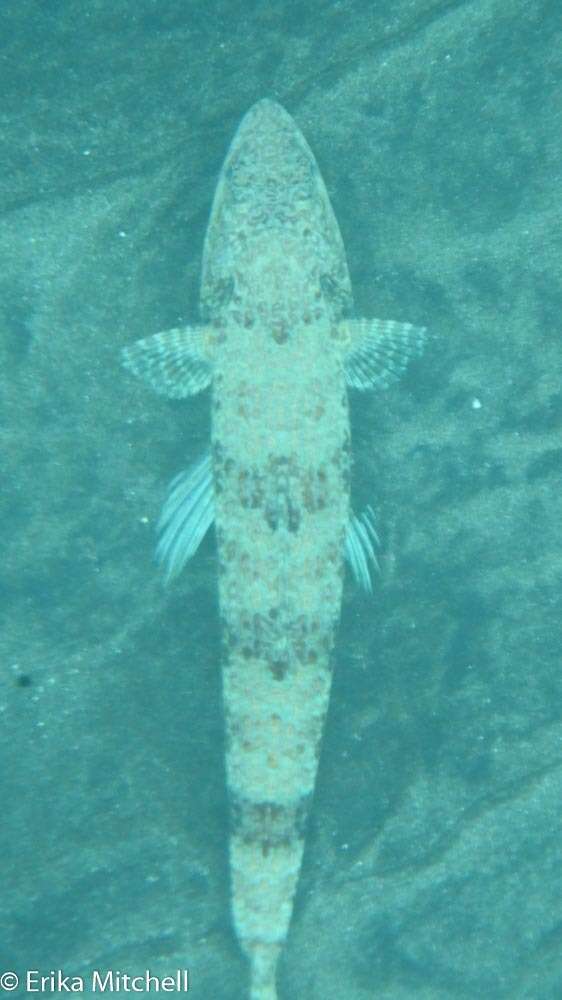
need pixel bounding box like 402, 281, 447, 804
342, 318, 427, 390
122, 325, 213, 398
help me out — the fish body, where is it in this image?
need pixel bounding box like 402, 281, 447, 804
208, 101, 351, 997
122, 100, 426, 999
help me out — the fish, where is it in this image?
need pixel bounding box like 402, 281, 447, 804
122, 99, 426, 1000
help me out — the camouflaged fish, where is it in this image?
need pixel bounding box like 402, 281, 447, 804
122, 99, 426, 1000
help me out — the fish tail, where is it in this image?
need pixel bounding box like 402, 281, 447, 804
224, 647, 333, 997
230, 817, 305, 999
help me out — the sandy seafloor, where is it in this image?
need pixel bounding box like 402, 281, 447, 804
1, 1, 562, 997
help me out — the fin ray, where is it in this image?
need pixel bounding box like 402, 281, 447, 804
156, 450, 214, 581
343, 318, 427, 390
122, 326, 212, 398
345, 506, 380, 593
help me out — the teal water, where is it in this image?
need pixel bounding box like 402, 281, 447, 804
1, 1, 561, 997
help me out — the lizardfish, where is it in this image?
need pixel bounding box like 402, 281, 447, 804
122, 99, 426, 1000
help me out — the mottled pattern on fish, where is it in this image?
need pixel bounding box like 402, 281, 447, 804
122, 99, 426, 1000
207, 103, 351, 998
